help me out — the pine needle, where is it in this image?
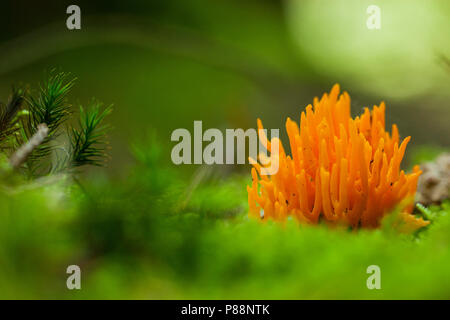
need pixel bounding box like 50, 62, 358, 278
0, 87, 25, 149
69, 101, 112, 169
23, 71, 75, 162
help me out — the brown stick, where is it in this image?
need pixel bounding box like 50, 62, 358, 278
9, 123, 49, 169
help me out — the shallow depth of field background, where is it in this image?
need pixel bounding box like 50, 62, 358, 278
0, 0, 449, 299
1, 0, 449, 168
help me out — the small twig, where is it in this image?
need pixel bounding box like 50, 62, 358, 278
178, 165, 213, 211
9, 123, 49, 169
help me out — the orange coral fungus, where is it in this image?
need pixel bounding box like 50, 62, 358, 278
247, 84, 429, 230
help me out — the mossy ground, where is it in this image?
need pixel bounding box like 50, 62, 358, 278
0, 144, 449, 299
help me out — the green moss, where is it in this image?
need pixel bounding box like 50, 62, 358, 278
0, 142, 449, 299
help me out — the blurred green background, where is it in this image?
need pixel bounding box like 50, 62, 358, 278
0, 0, 449, 299
0, 0, 448, 172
